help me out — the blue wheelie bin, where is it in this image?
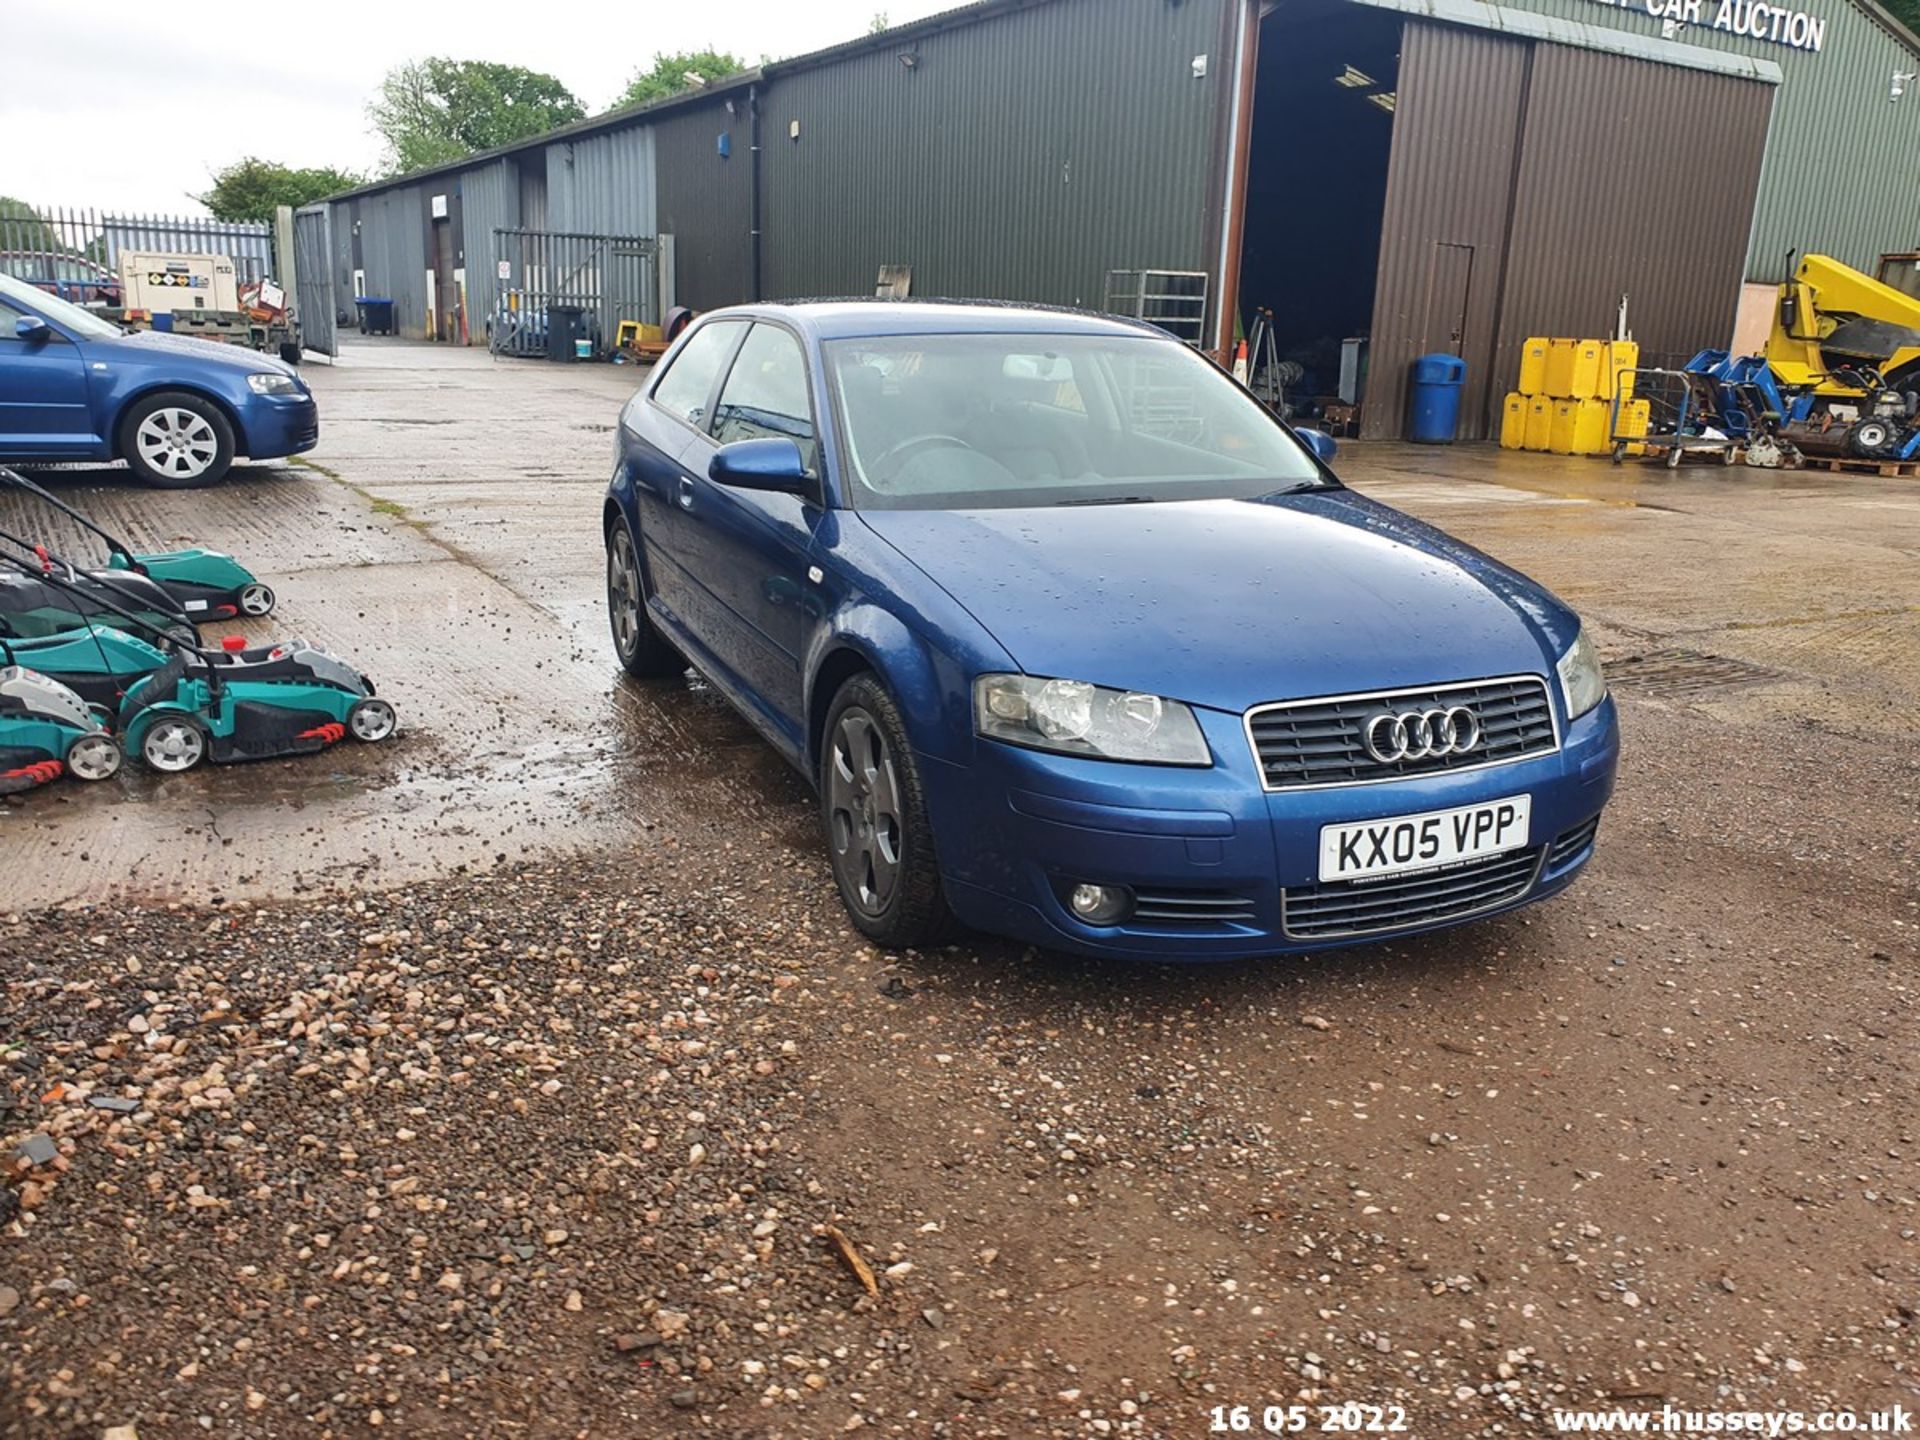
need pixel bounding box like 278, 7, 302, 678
355, 297, 396, 336
1408, 353, 1468, 443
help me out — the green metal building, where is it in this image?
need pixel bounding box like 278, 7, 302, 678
326, 0, 1920, 438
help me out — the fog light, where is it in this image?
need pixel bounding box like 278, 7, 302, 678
1067, 882, 1132, 925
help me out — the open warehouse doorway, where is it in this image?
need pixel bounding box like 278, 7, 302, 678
1235, 0, 1402, 429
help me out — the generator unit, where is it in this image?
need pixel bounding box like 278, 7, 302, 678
117, 251, 240, 314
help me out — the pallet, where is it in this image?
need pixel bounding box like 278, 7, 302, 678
1793, 453, 1920, 478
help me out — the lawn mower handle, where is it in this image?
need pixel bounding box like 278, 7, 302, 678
0, 466, 140, 568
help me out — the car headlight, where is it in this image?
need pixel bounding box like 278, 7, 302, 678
1556, 628, 1607, 721
974, 674, 1211, 765
246, 372, 300, 396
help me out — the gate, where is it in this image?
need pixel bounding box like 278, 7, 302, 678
487, 227, 660, 360
292, 205, 338, 358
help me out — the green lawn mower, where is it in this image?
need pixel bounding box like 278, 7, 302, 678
0, 535, 195, 643
1, 623, 170, 713
0, 664, 122, 796
0, 466, 275, 622
0, 551, 396, 773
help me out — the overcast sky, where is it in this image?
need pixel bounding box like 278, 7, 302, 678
1, 0, 953, 214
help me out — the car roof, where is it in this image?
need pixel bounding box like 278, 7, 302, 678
709, 298, 1170, 342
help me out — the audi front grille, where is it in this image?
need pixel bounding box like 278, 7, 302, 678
1281, 847, 1544, 940
1244, 675, 1558, 791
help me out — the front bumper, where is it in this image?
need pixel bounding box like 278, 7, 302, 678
236, 394, 319, 459
921, 693, 1620, 960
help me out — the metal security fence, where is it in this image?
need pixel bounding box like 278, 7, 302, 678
0, 204, 274, 305
486, 227, 660, 360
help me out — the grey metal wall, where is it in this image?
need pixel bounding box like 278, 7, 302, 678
1366, 20, 1775, 438
1495, 0, 1920, 279
654, 97, 755, 311
347, 183, 430, 337
457, 159, 519, 340
757, 0, 1231, 306
545, 126, 657, 237
1368, 23, 1532, 444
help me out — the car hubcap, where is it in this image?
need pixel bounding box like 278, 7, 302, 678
827, 708, 902, 916
239, 583, 275, 616
68, 735, 121, 781
143, 720, 204, 772
350, 700, 396, 741
136, 408, 218, 479
608, 530, 642, 656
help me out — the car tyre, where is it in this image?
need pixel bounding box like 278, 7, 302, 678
821, 672, 955, 949
606, 516, 684, 678
118, 391, 235, 488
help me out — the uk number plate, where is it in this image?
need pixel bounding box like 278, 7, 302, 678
1318, 795, 1531, 883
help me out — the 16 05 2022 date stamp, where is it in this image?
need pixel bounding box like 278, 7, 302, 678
1208, 1403, 1411, 1433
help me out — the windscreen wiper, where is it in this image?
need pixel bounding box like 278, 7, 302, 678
1053, 495, 1154, 506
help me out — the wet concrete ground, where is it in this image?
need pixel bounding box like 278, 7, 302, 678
2, 336, 1912, 912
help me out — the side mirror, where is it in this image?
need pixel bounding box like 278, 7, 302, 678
14, 316, 50, 343
1297, 427, 1337, 463
709, 437, 810, 494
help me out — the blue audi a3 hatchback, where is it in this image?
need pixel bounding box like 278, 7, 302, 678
604, 301, 1618, 959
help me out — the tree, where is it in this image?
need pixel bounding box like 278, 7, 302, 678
370, 59, 586, 175
0, 197, 58, 250
197, 158, 362, 221
615, 49, 747, 110
1888, 0, 1919, 33
869, 12, 890, 32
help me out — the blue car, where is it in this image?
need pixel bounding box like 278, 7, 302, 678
604, 301, 1619, 960
0, 272, 317, 488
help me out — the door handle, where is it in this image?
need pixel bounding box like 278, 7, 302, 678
677, 477, 695, 511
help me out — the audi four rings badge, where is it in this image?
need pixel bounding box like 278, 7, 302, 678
1361, 706, 1482, 763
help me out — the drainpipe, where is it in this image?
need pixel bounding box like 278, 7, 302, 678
749, 83, 763, 302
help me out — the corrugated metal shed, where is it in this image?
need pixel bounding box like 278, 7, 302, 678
545, 126, 657, 237
344, 183, 430, 337
1494, 0, 1920, 278
457, 159, 519, 338
654, 97, 755, 312
758, 0, 1229, 306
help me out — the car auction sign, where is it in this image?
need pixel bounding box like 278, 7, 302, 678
1591, 0, 1828, 51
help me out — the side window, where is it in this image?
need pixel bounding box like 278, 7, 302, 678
651, 321, 741, 429
712, 324, 817, 473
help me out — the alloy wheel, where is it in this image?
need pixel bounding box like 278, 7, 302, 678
826, 707, 903, 916
608, 527, 643, 658
135, 408, 219, 482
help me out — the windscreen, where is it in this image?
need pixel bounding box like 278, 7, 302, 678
0, 273, 123, 340
823, 331, 1329, 511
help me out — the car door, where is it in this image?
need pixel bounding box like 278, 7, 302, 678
678, 321, 825, 740
630, 318, 748, 650
0, 297, 101, 457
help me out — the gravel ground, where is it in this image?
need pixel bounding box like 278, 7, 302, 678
3, 686, 1915, 1439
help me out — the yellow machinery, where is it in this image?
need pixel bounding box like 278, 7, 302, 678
1766, 253, 1920, 397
